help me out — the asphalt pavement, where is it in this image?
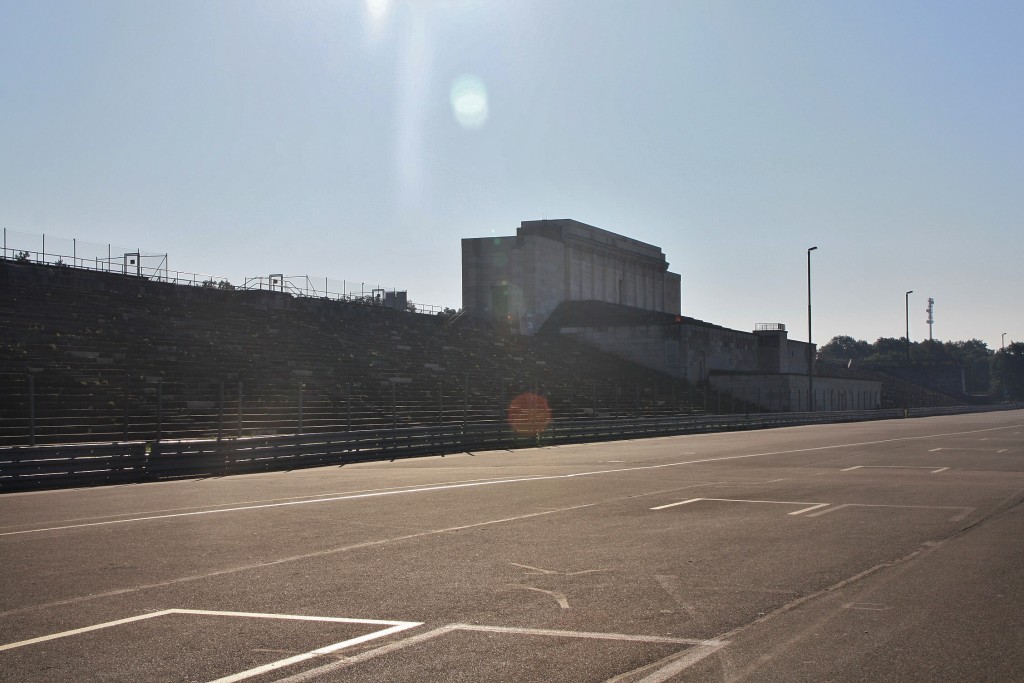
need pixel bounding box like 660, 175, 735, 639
1, 410, 1022, 682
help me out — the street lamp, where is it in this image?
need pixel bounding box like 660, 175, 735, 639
905, 290, 914, 364
807, 247, 818, 411
1003, 332, 1007, 351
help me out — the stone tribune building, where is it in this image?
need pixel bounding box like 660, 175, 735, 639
462, 219, 680, 335
463, 219, 879, 411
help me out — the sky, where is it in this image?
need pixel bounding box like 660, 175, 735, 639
1, 0, 1021, 351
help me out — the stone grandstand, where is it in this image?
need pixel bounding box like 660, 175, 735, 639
1, 259, 742, 447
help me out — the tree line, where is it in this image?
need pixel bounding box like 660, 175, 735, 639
818, 335, 1024, 400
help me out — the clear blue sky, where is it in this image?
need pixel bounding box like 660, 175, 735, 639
2, 0, 1021, 350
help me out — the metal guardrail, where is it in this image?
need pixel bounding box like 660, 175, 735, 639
1, 404, 1017, 493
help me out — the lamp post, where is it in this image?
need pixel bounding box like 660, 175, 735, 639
1003, 332, 1007, 351
905, 290, 914, 364
807, 247, 818, 411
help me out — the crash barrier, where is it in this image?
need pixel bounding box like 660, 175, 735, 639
0, 404, 1017, 493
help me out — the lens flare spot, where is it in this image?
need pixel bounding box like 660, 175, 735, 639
507, 392, 551, 437
450, 75, 489, 129
365, 0, 388, 22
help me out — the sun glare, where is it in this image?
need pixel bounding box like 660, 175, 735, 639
450, 74, 489, 129
365, 0, 389, 22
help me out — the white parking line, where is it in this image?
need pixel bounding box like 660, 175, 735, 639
650, 498, 829, 514
805, 503, 974, 522
270, 623, 726, 683
788, 503, 831, 516
0, 609, 177, 652
651, 498, 703, 510
840, 465, 949, 473
0, 608, 422, 683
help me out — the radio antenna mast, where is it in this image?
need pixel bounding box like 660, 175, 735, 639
926, 298, 935, 341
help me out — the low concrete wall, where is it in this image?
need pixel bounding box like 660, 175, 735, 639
557, 318, 809, 382
709, 373, 882, 412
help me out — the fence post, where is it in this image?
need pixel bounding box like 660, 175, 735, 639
298, 383, 304, 435
156, 379, 163, 442
346, 383, 352, 431
570, 379, 575, 422
123, 370, 130, 441
218, 381, 224, 441
28, 374, 36, 447
237, 381, 243, 438
463, 376, 469, 427
438, 381, 444, 424
392, 381, 397, 431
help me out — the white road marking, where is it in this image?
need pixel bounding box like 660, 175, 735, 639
928, 448, 944, 451
650, 498, 703, 510
806, 503, 974, 522
789, 503, 831, 516
843, 602, 891, 611
1, 486, 714, 618
0, 608, 422, 681
651, 498, 829, 513
270, 623, 724, 683
998, 449, 1009, 453
4, 423, 1020, 537
207, 620, 421, 683
510, 562, 608, 576
632, 640, 727, 683
0, 474, 555, 532
841, 465, 950, 473
0, 609, 177, 652
509, 584, 571, 609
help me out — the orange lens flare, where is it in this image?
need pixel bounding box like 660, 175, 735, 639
507, 392, 552, 437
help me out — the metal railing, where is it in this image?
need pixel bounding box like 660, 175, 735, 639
2, 228, 448, 314
0, 404, 1016, 492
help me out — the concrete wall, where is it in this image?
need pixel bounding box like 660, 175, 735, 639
556, 317, 812, 384
463, 219, 681, 334
560, 324, 686, 378
709, 373, 882, 412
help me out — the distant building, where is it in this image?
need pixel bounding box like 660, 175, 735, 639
462, 218, 879, 410
462, 219, 681, 335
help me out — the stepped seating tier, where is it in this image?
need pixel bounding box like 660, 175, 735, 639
1, 260, 735, 446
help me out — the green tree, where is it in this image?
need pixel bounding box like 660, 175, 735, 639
947, 339, 994, 393
818, 335, 872, 364
865, 337, 906, 363
992, 342, 1024, 401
